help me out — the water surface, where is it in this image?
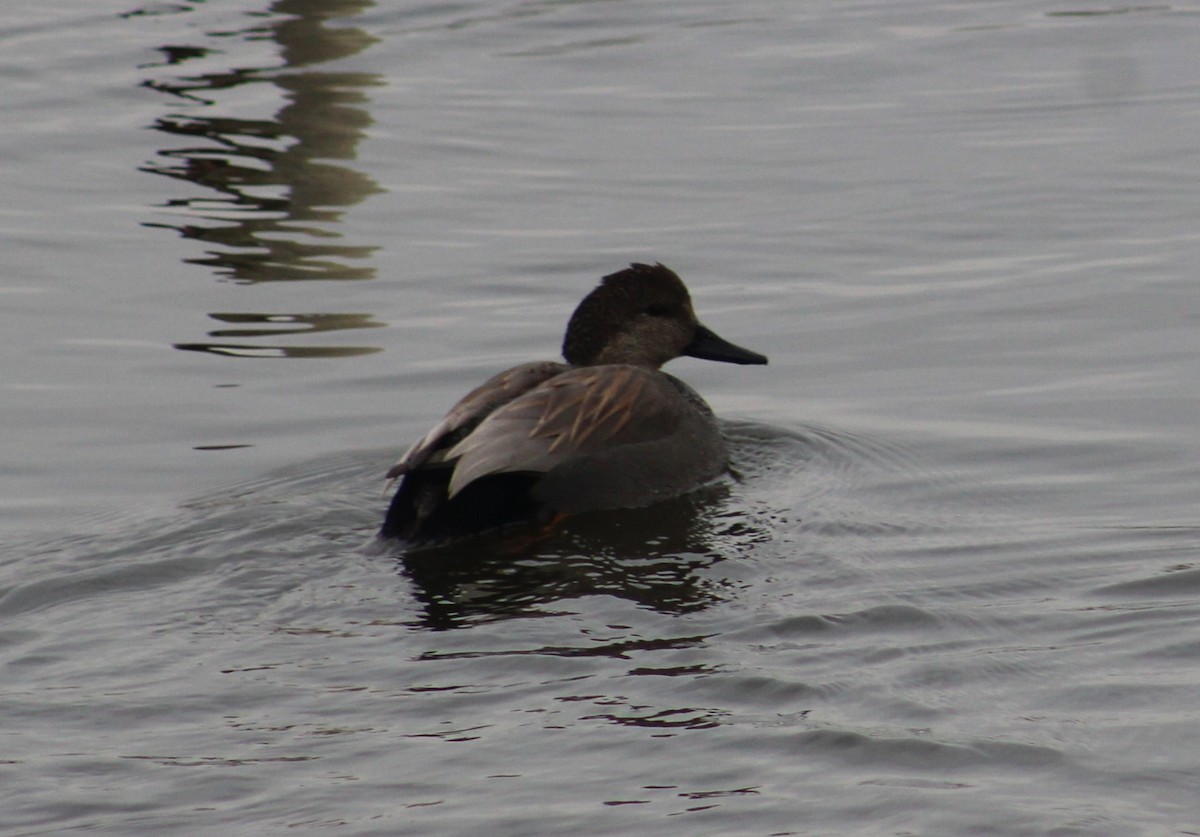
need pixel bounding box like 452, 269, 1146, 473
2, 1, 1199, 834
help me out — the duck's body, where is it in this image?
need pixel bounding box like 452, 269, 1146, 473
380, 263, 767, 544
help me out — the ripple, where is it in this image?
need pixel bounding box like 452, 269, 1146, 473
790, 728, 1066, 771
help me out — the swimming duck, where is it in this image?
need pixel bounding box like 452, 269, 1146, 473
380, 262, 767, 543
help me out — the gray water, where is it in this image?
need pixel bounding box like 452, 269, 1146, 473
3, 1, 1199, 834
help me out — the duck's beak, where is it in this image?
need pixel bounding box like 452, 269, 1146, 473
684, 324, 768, 365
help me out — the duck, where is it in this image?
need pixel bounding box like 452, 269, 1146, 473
380, 262, 768, 544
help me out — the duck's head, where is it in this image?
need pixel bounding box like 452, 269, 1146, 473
562, 263, 769, 369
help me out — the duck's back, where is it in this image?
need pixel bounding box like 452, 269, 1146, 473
380, 360, 566, 542
381, 365, 729, 545
528, 370, 727, 512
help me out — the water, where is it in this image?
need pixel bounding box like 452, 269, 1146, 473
3, 1, 1199, 834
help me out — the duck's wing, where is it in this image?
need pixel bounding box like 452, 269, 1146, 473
386, 361, 567, 480
445, 365, 680, 497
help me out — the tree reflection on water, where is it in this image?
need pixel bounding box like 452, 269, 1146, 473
139, 0, 385, 358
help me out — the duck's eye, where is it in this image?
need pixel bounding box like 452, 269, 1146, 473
644, 303, 669, 317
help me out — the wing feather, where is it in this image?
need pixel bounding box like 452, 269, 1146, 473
446, 365, 680, 497
385, 361, 566, 481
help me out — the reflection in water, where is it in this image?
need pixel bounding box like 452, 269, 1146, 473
199, 311, 383, 340
174, 311, 383, 358
393, 484, 766, 631
384, 423, 821, 632
138, 0, 384, 357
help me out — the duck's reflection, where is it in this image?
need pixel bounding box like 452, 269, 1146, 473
139, 0, 383, 357
396, 484, 756, 630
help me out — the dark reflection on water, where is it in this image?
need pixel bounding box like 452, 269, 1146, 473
200, 311, 384, 339
392, 484, 761, 631
139, 0, 384, 355
173, 311, 384, 358
382, 422, 835, 632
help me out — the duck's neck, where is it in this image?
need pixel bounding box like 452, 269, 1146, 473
571, 335, 668, 369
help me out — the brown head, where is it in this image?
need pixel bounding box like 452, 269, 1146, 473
561, 263, 768, 369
